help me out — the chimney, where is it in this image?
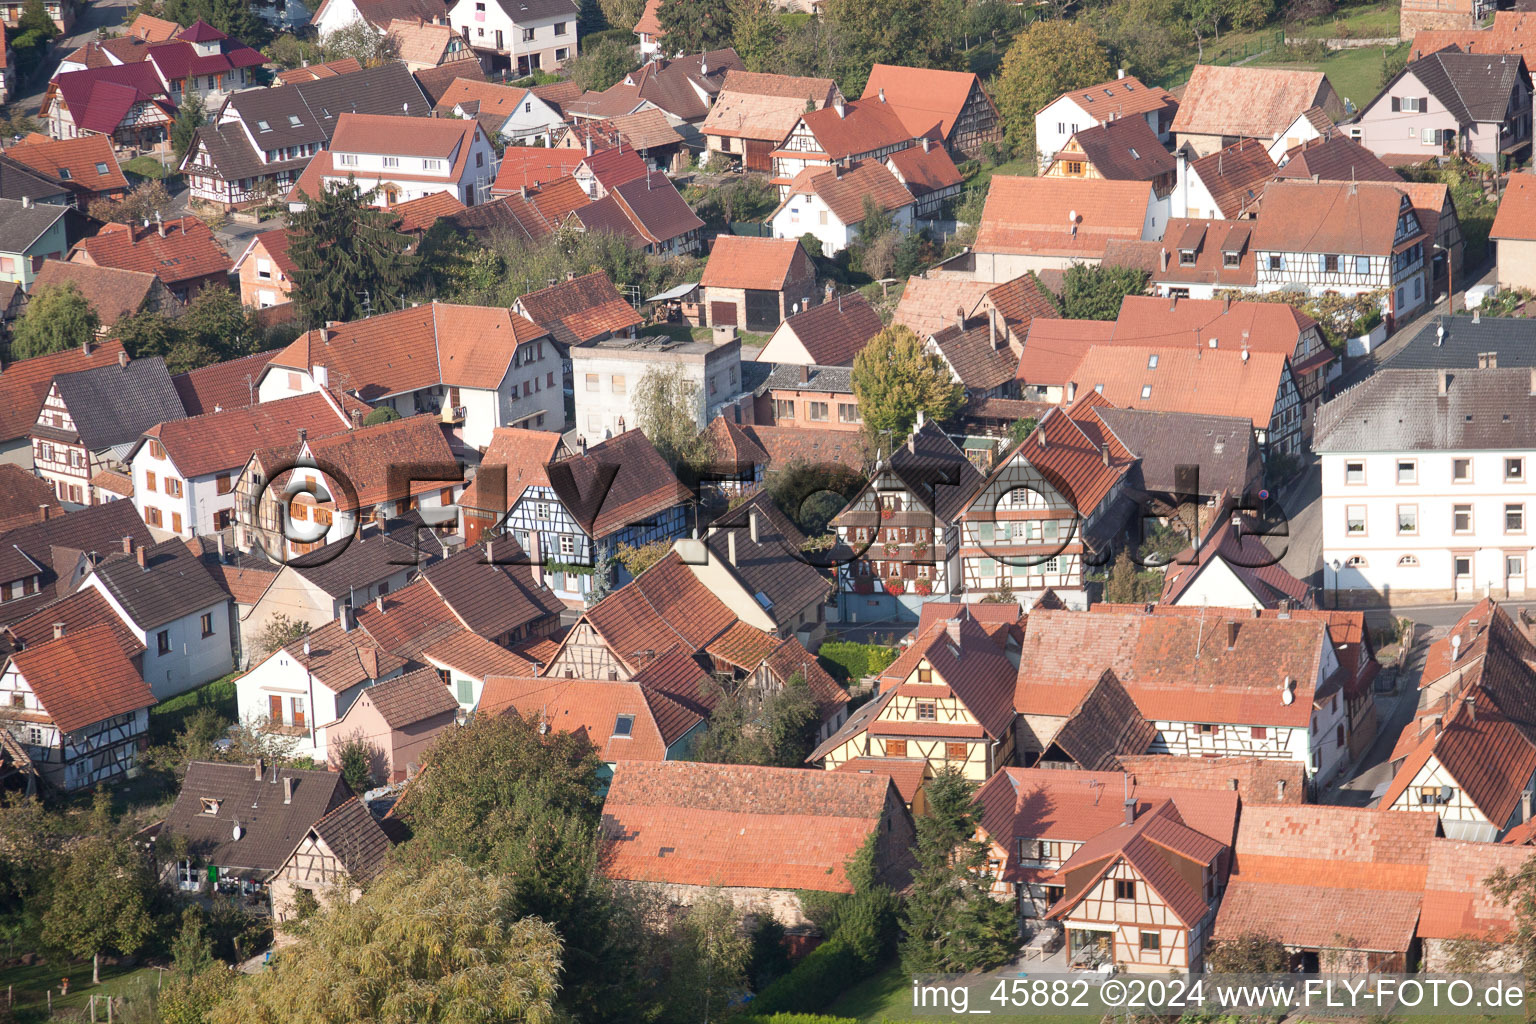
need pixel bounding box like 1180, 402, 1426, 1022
1226, 620, 1238, 649
1066, 381, 1078, 403
922, 135, 930, 153
216, 534, 226, 563
359, 646, 378, 680
1124, 798, 1136, 825
578, 436, 587, 455
20, 196, 30, 208
135, 546, 146, 568
585, 136, 594, 156
52, 622, 65, 640
529, 531, 543, 587
1160, 248, 1170, 272
313, 364, 329, 388
1101, 445, 1110, 467
298, 426, 308, 445
38, 504, 49, 522
749, 509, 760, 543
253, 757, 264, 780
82, 339, 94, 356
1467, 694, 1477, 723
799, 363, 810, 383
341, 602, 355, 631
1437, 369, 1450, 396
833, 97, 845, 118
486, 540, 493, 564
1474, 308, 1481, 325
118, 350, 128, 368
376, 594, 385, 612
282, 776, 294, 804
1118, 67, 1126, 78
916, 409, 926, 429
878, 87, 885, 103
157, 211, 166, 237
989, 308, 998, 349
727, 531, 737, 565
121, 536, 133, 554
1228, 778, 1239, 791
1276, 779, 1286, 800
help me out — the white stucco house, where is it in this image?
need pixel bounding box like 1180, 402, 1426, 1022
769, 161, 915, 256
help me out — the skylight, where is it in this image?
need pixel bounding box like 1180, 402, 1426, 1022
57, 167, 72, 180
257, 119, 271, 131
754, 591, 774, 610
613, 714, 634, 737
1147, 354, 1158, 369
1141, 385, 1152, 399
289, 115, 302, 126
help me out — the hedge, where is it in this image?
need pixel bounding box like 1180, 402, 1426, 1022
748, 939, 866, 1015
735, 1016, 859, 1024
816, 642, 899, 684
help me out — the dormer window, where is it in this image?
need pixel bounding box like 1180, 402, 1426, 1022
200, 798, 221, 815
1179, 249, 1196, 265
1223, 251, 1240, 267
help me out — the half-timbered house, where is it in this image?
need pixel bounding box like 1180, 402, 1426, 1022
860, 64, 1001, 159
770, 94, 926, 195
268, 795, 394, 923
956, 399, 1135, 607
0, 622, 153, 790
831, 415, 984, 623
810, 611, 1015, 780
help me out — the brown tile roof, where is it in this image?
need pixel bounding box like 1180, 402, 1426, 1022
928, 318, 1018, 391
1016, 607, 1332, 728
481, 675, 701, 759
700, 235, 810, 291
1172, 65, 1334, 139
796, 96, 924, 160
0, 499, 152, 604
1158, 514, 1311, 608
1214, 804, 1436, 953
701, 71, 838, 141
411, 59, 484, 103
329, 110, 477, 159
833, 756, 930, 804
547, 428, 691, 539
599, 759, 900, 892
570, 109, 683, 153
421, 540, 565, 640
516, 271, 642, 346
1188, 138, 1276, 219
72, 217, 231, 288
1420, 838, 1534, 940
893, 276, 995, 339
287, 414, 455, 512
384, 17, 463, 66
530, 79, 582, 114
5, 622, 153, 733
703, 415, 768, 470
1054, 75, 1177, 122
355, 576, 461, 659
0, 340, 129, 442
773, 292, 884, 365
1275, 132, 1403, 183
568, 50, 743, 122
420, 628, 539, 680
308, 795, 393, 882
782, 161, 913, 226
1043, 667, 1155, 770
138, 389, 361, 480
527, 174, 592, 225
581, 551, 735, 662
974, 176, 1151, 260
276, 619, 405, 694
741, 424, 867, 470
434, 77, 535, 120
162, 761, 353, 875
457, 427, 566, 513
4, 133, 128, 197
0, 465, 63, 533
29, 260, 166, 327
170, 349, 279, 417
1254, 178, 1422, 256
1117, 753, 1306, 805
885, 141, 963, 197
1151, 218, 1258, 289
879, 614, 1015, 740
1493, 172, 1536, 241
967, 404, 1133, 519
1063, 115, 1174, 182
607, 171, 705, 246
360, 665, 459, 728
491, 148, 586, 195
861, 64, 988, 141
979, 274, 1058, 335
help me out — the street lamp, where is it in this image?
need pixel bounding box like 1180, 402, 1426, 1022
1331, 558, 1342, 609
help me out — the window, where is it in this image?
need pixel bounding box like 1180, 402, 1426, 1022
1397, 459, 1416, 484
95, 161, 109, 175
1355, 256, 1370, 275
1346, 505, 1366, 534
838, 403, 861, 423
1509, 458, 1526, 481
1323, 254, 1340, 273
560, 534, 574, 556
200, 613, 214, 638
1065, 161, 1084, 175
1197, 723, 1215, 734
611, 375, 626, 394
57, 166, 71, 180
8, 694, 21, 709
1454, 457, 1472, 482
1268, 254, 1283, 271
157, 630, 171, 655
522, 27, 535, 40
1454, 504, 1473, 533
146, 507, 162, 527
423, 159, 442, 171
945, 742, 967, 761
1179, 248, 1196, 266
338, 153, 358, 166
1399, 554, 1419, 566
885, 739, 907, 757
554, 20, 566, 32
200, 797, 220, 815
1140, 385, 1152, 399
917, 701, 936, 720
382, 156, 399, 168
166, 478, 183, 498
1509, 555, 1525, 578
145, 471, 157, 492
150, 439, 165, 459
291, 697, 306, 730
917, 666, 932, 683
774, 398, 795, 420
1114, 880, 1136, 901
613, 714, 634, 737
1223, 251, 1240, 268
1508, 503, 1525, 533
585, 373, 599, 391
1398, 505, 1417, 534
216, 473, 233, 495
1140, 932, 1161, 952
1345, 461, 1364, 484
808, 401, 828, 421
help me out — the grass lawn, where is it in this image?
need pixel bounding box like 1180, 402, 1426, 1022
1255, 41, 1407, 112
122, 154, 176, 180
1286, 0, 1400, 38
828, 965, 1108, 1023
0, 958, 163, 1023
147, 672, 239, 744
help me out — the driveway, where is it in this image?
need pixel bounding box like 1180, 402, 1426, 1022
13, 0, 134, 115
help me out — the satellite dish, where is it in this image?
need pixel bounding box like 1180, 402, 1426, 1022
1068, 209, 1078, 223
232, 822, 243, 841
1281, 689, 1294, 705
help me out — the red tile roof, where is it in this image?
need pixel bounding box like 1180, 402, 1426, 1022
137, 389, 362, 480
1054, 75, 1177, 122
0, 340, 128, 442
420, 628, 539, 680
170, 348, 279, 416
480, 675, 700, 759
1492, 172, 1536, 242
781, 161, 914, 226
833, 756, 930, 804
1420, 838, 1534, 940
29, 260, 166, 328
47, 63, 174, 135
1188, 138, 1276, 219
4, 587, 144, 660
457, 427, 565, 513
491, 148, 586, 196
0, 467, 63, 533
390, 190, 466, 233
974, 176, 1151, 260
546, 429, 691, 539
771, 291, 884, 365
878, 614, 1015, 740
515, 271, 641, 346
966, 404, 1133, 519
699, 235, 810, 291
72, 217, 231, 288
886, 141, 963, 197
861, 64, 988, 141
286, 414, 456, 511
1117, 753, 1306, 805
9, 622, 154, 733
1254, 178, 1425, 257
599, 760, 900, 892
4, 133, 128, 196
276, 618, 405, 695
275, 57, 363, 83
796, 97, 924, 160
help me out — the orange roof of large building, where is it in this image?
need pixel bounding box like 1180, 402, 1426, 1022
794, 96, 925, 160
974, 176, 1151, 259
1048, 74, 1176, 121
699, 235, 809, 291
1069, 344, 1289, 428
491, 148, 585, 195
267, 302, 548, 400
8, 623, 155, 734
4, 133, 128, 196
1254, 178, 1425, 256
1172, 65, 1336, 139
135, 389, 362, 480
1116, 754, 1307, 805
599, 760, 902, 892
330, 111, 477, 157
860, 64, 990, 141
457, 427, 565, 513
479, 675, 702, 760
72, 217, 231, 288
701, 70, 839, 142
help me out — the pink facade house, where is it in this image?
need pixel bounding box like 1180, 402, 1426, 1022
325, 667, 460, 784
1352, 48, 1530, 167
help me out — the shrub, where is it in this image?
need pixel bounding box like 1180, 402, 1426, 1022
816, 641, 899, 683
748, 939, 864, 1015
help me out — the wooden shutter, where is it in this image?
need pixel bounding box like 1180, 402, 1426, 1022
268, 695, 283, 723
1421, 96, 1429, 112
885, 739, 907, 757
1390, 96, 1400, 112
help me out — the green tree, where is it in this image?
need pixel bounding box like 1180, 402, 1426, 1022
363, 405, 401, 425
168, 284, 262, 373
1057, 262, 1148, 320
1380, 46, 1408, 89
850, 324, 963, 444
822, 0, 961, 95
12, 282, 99, 359
900, 768, 1016, 973
655, 892, 750, 1023
172, 92, 206, 159
334, 735, 380, 794
731, 0, 782, 71
762, 672, 821, 767
207, 861, 563, 1024
1006, 416, 1038, 447
256, 614, 310, 660
88, 179, 170, 225
614, 538, 670, 578
800, 832, 901, 967
765, 458, 866, 537
799, 232, 824, 258
566, 36, 636, 92
288, 179, 415, 326
165, 0, 270, 45
41, 796, 155, 984
598, 0, 646, 30
657, 0, 734, 53
1203, 932, 1291, 973
633, 363, 715, 470
994, 20, 1114, 160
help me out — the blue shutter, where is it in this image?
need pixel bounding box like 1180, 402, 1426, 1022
1318, 254, 1327, 272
